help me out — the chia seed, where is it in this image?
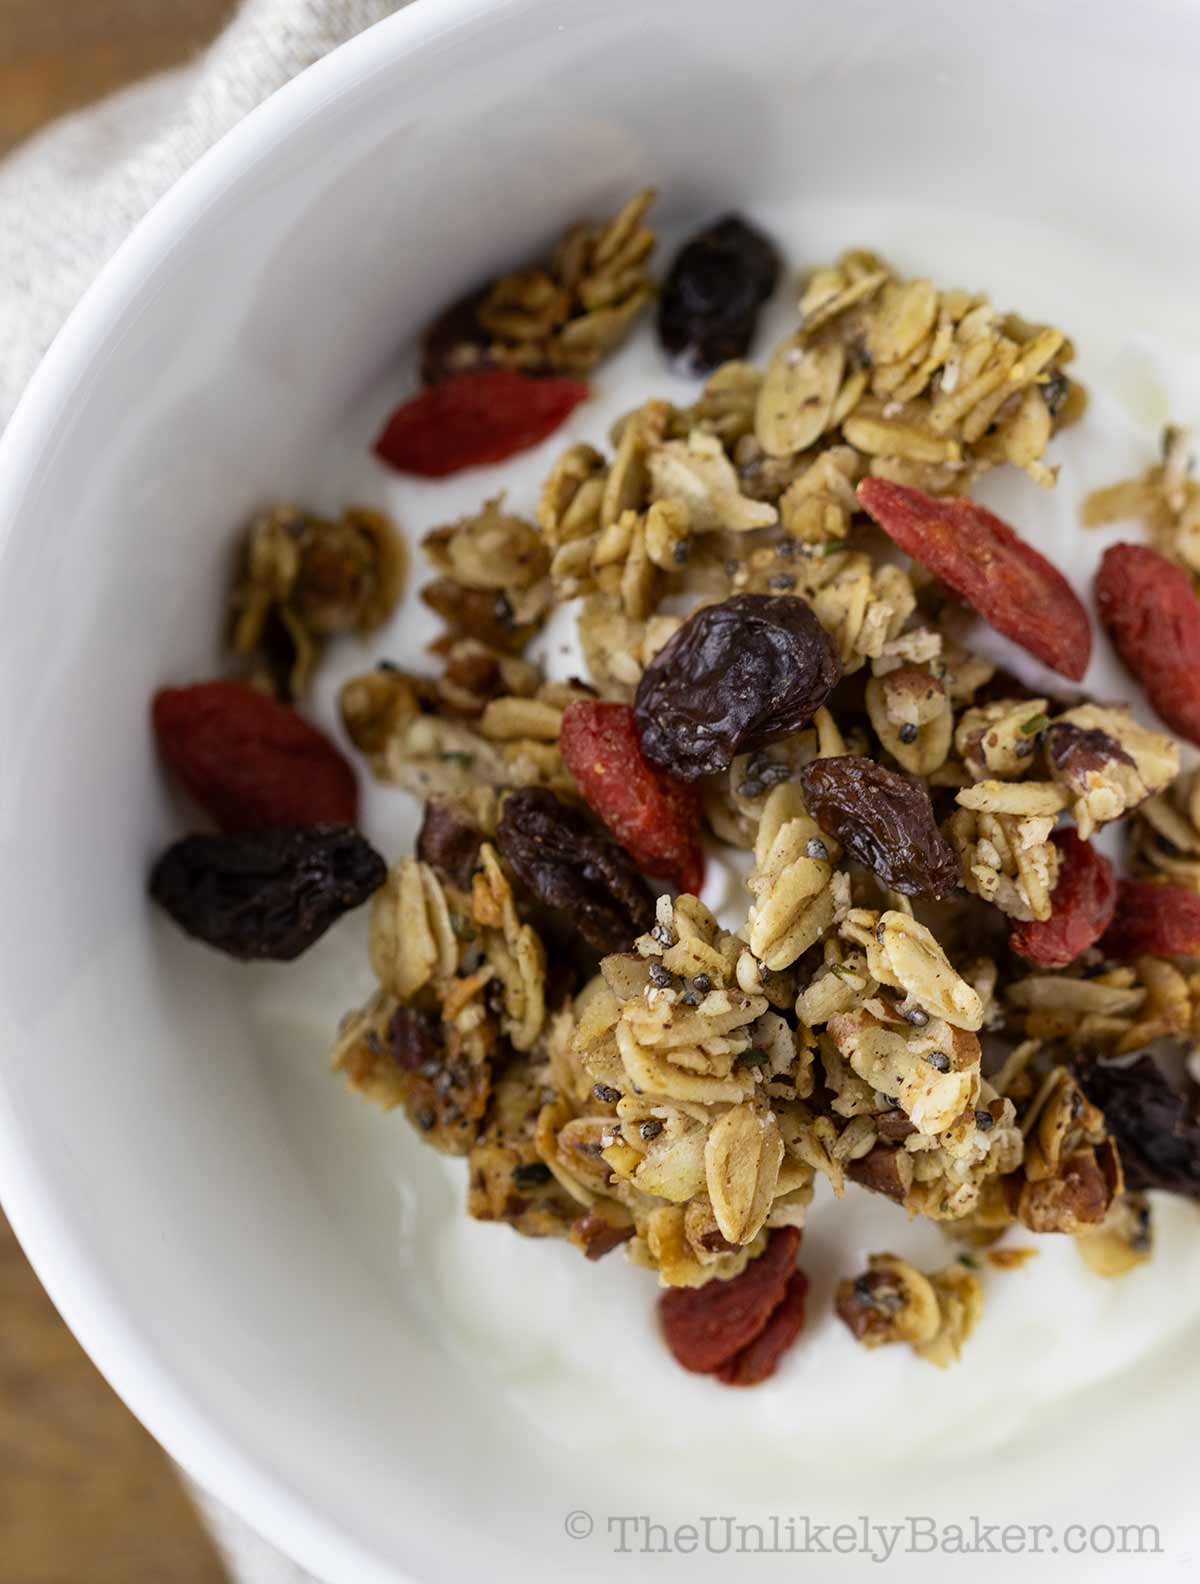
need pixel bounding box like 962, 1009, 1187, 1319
902, 1005, 930, 1027
648, 963, 674, 988
639, 1119, 664, 1141
768, 573, 796, 591
899, 722, 919, 744
806, 837, 829, 862
592, 1083, 621, 1105
926, 1051, 951, 1073
692, 973, 712, 993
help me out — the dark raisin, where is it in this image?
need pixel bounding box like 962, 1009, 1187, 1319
391, 1006, 443, 1072
635, 594, 841, 780
799, 757, 960, 898
657, 216, 781, 374
419, 285, 494, 384
1074, 1056, 1200, 1200
496, 786, 655, 953
511, 1161, 554, 1189
149, 824, 385, 961
416, 799, 483, 889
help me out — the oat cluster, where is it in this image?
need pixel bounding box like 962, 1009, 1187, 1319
327, 213, 1198, 1368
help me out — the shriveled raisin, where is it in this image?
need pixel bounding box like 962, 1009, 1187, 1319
659, 1226, 801, 1373
1009, 829, 1116, 968
153, 680, 358, 833
800, 756, 960, 898
419, 286, 493, 384
560, 700, 704, 893
1075, 1056, 1200, 1200
1101, 879, 1200, 961
496, 786, 654, 953
657, 215, 781, 374
416, 800, 483, 890
1096, 542, 1200, 746
634, 594, 841, 780
150, 824, 385, 961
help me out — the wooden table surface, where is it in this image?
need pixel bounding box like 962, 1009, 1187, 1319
1, 6, 239, 1574
0, 0, 237, 155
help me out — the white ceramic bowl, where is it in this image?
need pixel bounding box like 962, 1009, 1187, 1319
2, 1, 1199, 1580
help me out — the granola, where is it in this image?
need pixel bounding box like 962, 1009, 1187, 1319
152, 199, 1200, 1386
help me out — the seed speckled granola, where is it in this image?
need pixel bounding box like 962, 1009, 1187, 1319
150, 199, 1200, 1387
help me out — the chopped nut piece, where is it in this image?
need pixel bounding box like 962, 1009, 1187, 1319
837, 1253, 986, 1369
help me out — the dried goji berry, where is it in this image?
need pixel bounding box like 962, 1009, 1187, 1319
153, 680, 358, 832
559, 699, 705, 894
373, 369, 589, 477
1101, 879, 1200, 961
857, 479, 1092, 680
1095, 543, 1200, 746
658, 1226, 800, 1374
1009, 829, 1117, 968
714, 1269, 808, 1386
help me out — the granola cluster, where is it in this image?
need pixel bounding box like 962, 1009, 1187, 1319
256, 208, 1199, 1376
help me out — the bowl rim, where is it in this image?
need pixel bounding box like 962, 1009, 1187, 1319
0, 3, 511, 1578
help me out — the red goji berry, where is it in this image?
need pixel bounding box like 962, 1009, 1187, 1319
373, 369, 589, 477
857, 479, 1092, 680
659, 1227, 800, 1374
559, 699, 704, 894
1101, 879, 1200, 961
714, 1269, 808, 1387
153, 680, 357, 833
1009, 829, 1116, 968
1095, 542, 1200, 747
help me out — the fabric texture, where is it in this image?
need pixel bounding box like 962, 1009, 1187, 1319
0, 4, 410, 1575
0, 0, 404, 426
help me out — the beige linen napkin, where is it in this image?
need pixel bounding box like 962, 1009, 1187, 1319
0, 0, 405, 427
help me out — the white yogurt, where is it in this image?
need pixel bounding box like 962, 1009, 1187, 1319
244, 199, 1200, 1510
